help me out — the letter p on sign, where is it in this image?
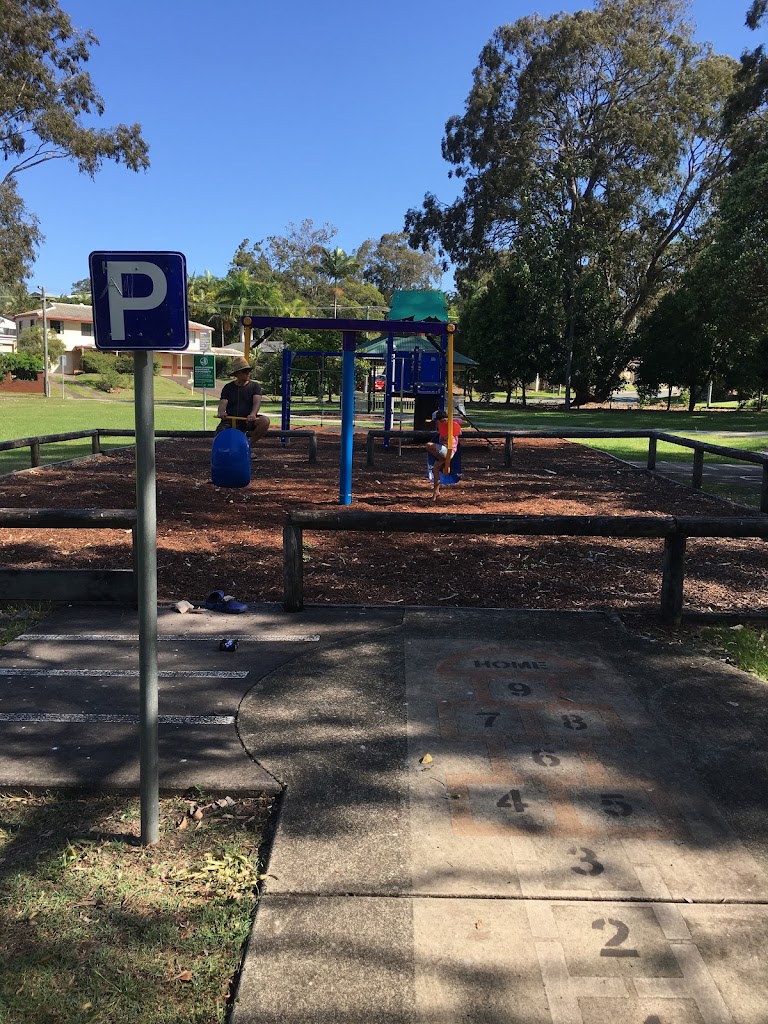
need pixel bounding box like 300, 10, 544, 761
106, 261, 167, 341
89, 251, 189, 351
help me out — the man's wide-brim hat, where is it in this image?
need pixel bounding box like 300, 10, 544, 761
229, 356, 251, 375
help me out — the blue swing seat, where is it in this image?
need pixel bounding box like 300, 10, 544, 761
427, 440, 462, 485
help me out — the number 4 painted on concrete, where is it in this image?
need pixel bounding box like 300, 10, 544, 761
496, 790, 528, 812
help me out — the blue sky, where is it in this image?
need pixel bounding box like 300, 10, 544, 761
17, 0, 763, 296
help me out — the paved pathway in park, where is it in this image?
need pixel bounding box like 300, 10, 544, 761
3, 603, 768, 1022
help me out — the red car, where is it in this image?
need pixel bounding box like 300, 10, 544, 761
373, 375, 386, 392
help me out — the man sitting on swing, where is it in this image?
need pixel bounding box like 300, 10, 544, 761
216, 356, 270, 442
426, 408, 463, 500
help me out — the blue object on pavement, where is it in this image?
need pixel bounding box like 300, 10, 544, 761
204, 591, 248, 613
211, 427, 251, 488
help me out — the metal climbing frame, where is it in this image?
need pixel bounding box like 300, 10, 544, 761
242, 316, 457, 506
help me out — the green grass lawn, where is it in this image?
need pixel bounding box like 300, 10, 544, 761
700, 623, 768, 677
462, 402, 768, 432
0, 790, 273, 1024
64, 374, 210, 406
0, 397, 215, 474
578, 432, 768, 465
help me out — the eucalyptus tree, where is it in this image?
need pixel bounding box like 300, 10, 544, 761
406, 0, 736, 406
460, 254, 561, 403
0, 0, 149, 289
633, 284, 713, 411
263, 219, 337, 300
355, 232, 443, 302
725, 0, 768, 164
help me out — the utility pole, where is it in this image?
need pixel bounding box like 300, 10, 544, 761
40, 286, 50, 398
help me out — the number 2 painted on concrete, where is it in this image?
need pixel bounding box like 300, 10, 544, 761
592, 917, 639, 957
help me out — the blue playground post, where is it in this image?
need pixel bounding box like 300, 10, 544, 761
339, 331, 357, 505
281, 348, 291, 432
383, 333, 394, 449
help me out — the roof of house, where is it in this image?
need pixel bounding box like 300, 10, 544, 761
13, 303, 213, 332
14, 303, 94, 321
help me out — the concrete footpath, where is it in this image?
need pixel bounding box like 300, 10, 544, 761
2, 604, 768, 1022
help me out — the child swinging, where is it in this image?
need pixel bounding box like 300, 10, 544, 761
426, 408, 463, 500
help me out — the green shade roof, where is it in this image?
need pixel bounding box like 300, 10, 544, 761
356, 334, 477, 365
387, 290, 448, 322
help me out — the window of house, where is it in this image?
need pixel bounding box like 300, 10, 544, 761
49, 320, 63, 333
80, 323, 93, 336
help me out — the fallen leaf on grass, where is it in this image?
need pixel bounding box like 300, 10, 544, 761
175, 970, 193, 983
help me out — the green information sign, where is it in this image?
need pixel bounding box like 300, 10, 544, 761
193, 353, 215, 389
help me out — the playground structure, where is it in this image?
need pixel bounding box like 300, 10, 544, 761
241, 315, 458, 505
254, 291, 474, 438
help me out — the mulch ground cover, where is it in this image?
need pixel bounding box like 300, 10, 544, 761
2, 430, 768, 616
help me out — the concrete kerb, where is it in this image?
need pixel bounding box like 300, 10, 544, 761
4, 602, 768, 1021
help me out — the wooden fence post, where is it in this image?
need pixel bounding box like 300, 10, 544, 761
647, 435, 657, 471
661, 533, 686, 628
761, 462, 768, 515
308, 433, 317, 464
692, 449, 704, 490
91, 432, 101, 455
504, 435, 513, 467
30, 440, 40, 468
283, 520, 304, 612
366, 433, 375, 467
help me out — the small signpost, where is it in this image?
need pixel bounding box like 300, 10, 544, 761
193, 353, 216, 428
89, 251, 188, 845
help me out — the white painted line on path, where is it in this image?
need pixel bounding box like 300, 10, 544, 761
0, 712, 235, 724
17, 634, 321, 642
0, 669, 248, 678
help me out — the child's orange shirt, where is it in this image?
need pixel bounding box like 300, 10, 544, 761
437, 418, 462, 453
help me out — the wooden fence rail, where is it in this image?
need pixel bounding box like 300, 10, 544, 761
366, 427, 768, 512
0, 430, 100, 468
0, 427, 318, 470
282, 510, 768, 626
98, 429, 318, 462
0, 508, 137, 603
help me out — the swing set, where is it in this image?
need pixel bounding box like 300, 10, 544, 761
241, 315, 459, 504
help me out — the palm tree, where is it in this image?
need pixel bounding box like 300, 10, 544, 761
316, 247, 359, 317
188, 271, 220, 320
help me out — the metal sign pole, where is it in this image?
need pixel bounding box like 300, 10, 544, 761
134, 350, 159, 845
89, 250, 188, 849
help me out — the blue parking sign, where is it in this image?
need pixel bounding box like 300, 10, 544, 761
89, 251, 189, 351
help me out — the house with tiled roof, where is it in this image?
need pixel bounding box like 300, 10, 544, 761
13, 303, 214, 377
